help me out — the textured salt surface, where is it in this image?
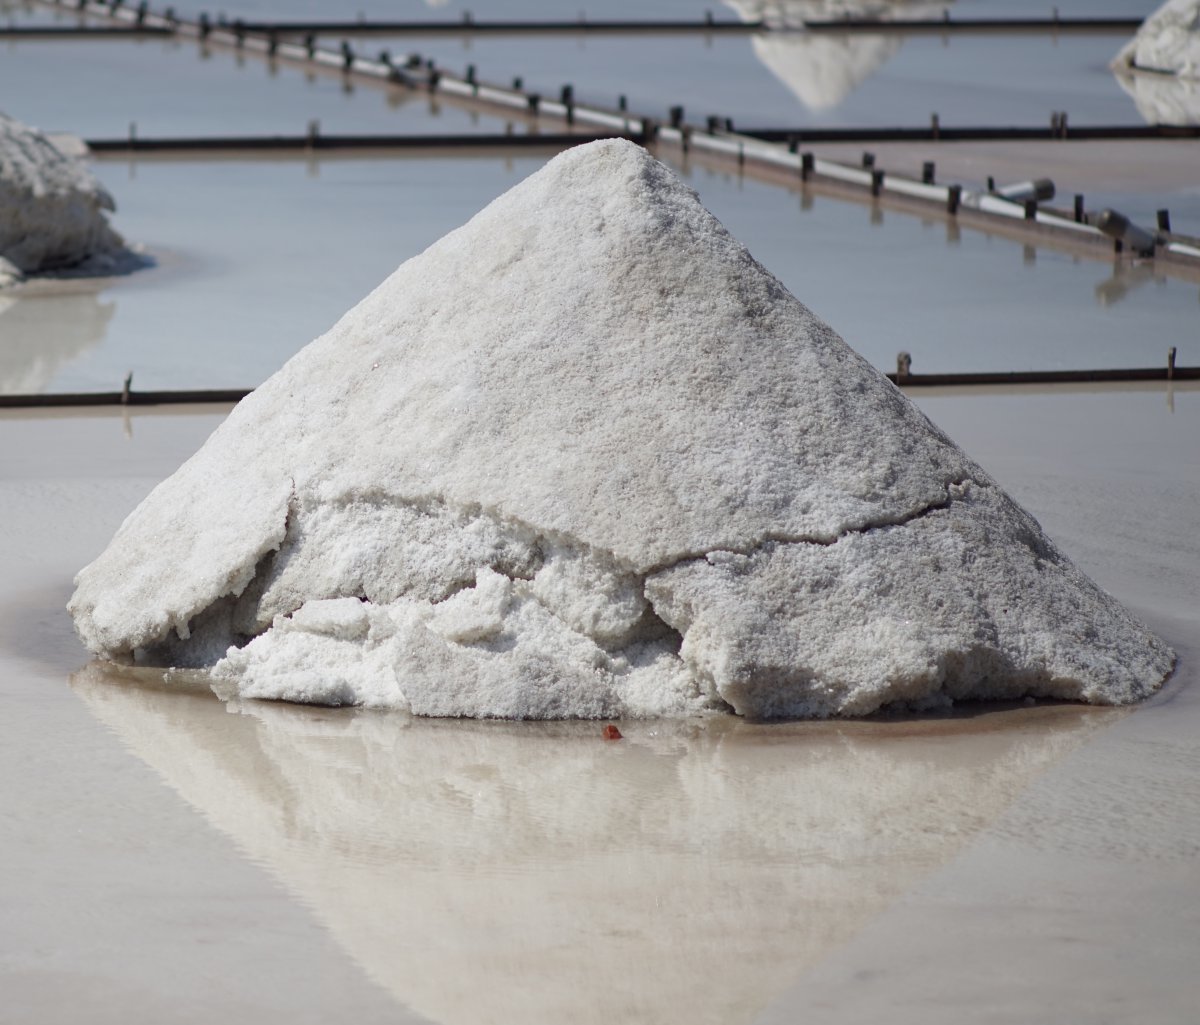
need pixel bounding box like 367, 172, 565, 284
0, 112, 124, 285
69, 140, 1173, 719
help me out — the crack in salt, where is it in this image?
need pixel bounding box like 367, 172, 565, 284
642, 476, 979, 578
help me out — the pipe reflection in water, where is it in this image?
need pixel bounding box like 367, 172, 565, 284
73, 663, 1120, 1025
1094, 261, 1165, 307
0, 288, 113, 393
724, 0, 952, 110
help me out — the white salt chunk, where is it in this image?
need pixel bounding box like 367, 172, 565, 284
647, 483, 1169, 718
286, 596, 372, 641
428, 567, 513, 644
69, 140, 1174, 718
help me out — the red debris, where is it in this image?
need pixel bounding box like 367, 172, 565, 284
602, 724, 623, 740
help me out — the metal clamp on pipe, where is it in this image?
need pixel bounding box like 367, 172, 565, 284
995, 178, 1055, 203
1094, 209, 1158, 257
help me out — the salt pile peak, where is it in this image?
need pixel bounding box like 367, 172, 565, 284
0, 112, 125, 285
69, 140, 1174, 719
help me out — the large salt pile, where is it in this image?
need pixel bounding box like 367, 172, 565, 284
69, 140, 1174, 719
1112, 0, 1200, 79
0, 112, 125, 285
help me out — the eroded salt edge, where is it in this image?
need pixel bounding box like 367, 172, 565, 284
210, 481, 1174, 719
67, 140, 1174, 719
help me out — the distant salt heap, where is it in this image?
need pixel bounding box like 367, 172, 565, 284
0, 112, 124, 285
69, 141, 1174, 719
1112, 0, 1200, 78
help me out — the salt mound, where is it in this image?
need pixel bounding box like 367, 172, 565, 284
68, 140, 1174, 718
1112, 0, 1200, 79
0, 112, 125, 285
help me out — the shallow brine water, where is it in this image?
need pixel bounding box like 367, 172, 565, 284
1, 0, 1164, 137
0, 35, 553, 138
3, 150, 1197, 395
1, 388, 1197, 1023
358, 30, 1142, 129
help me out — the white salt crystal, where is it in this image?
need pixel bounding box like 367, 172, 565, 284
69, 140, 1174, 718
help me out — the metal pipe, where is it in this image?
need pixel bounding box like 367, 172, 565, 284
1094, 209, 1158, 256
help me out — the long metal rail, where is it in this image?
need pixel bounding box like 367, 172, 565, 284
801, 15, 1140, 33
0, 24, 171, 36
742, 125, 1200, 143
224, 17, 762, 36
85, 131, 645, 153
4, 356, 1196, 410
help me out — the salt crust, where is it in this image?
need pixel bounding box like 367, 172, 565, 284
0, 112, 125, 284
69, 140, 1174, 719
1112, 0, 1200, 79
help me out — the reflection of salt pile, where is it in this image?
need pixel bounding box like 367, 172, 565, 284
1112, 0, 1200, 123
72, 665, 1118, 1025
69, 141, 1173, 719
0, 290, 114, 393
1114, 69, 1200, 123
0, 112, 125, 285
723, 0, 948, 110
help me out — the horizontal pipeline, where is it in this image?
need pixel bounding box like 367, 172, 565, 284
0, 25, 173, 36
4, 367, 1195, 409
743, 125, 1200, 143
85, 131, 646, 153
801, 16, 1141, 34
0, 389, 252, 409
887, 366, 1197, 387
222, 18, 761, 36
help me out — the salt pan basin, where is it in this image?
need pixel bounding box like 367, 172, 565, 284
68, 140, 1173, 719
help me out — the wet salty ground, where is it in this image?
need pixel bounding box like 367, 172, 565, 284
1, 386, 1197, 1024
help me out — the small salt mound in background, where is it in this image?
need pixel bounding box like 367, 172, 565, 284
0, 111, 125, 286
1112, 0, 1200, 78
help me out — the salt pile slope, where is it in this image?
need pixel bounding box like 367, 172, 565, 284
1112, 0, 1200, 79
69, 140, 1173, 719
0, 112, 124, 284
